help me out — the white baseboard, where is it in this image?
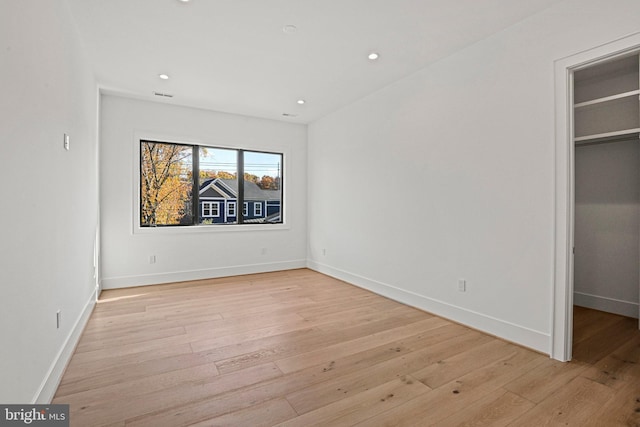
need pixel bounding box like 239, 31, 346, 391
574, 291, 639, 319
307, 260, 550, 355
34, 289, 97, 404
101, 259, 307, 289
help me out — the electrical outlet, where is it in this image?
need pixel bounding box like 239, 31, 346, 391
56, 310, 61, 329
149, 255, 156, 264
458, 279, 466, 292
63, 134, 70, 151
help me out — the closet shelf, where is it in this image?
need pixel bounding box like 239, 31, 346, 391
574, 128, 640, 145
574, 89, 640, 109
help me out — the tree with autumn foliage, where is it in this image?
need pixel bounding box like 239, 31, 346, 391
257, 175, 280, 190
140, 142, 192, 226
197, 169, 280, 190
199, 170, 236, 181
244, 172, 259, 184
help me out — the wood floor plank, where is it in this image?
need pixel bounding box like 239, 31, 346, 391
125, 328, 478, 426
189, 305, 421, 354
352, 346, 544, 426
508, 376, 616, 426
582, 376, 640, 426
286, 330, 492, 415
214, 312, 441, 375
54, 360, 219, 405
294, 296, 396, 322
432, 389, 535, 427
572, 305, 624, 344
62, 362, 282, 426
81, 311, 224, 338
122, 373, 299, 427
206, 327, 325, 366
572, 314, 638, 364
187, 398, 298, 427
60, 343, 194, 385
276, 376, 431, 427
275, 316, 449, 374
580, 333, 640, 390
503, 357, 588, 403
313, 305, 427, 334
51, 270, 640, 426
64, 338, 196, 372
75, 326, 187, 353
189, 319, 311, 354
184, 311, 304, 336
412, 338, 513, 389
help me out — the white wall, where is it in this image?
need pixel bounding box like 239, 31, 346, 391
307, 0, 640, 354
100, 95, 307, 288
575, 140, 639, 318
0, 1, 98, 403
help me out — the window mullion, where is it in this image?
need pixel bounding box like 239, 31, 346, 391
192, 145, 200, 225
237, 149, 245, 224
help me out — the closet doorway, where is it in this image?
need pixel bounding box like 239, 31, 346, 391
571, 53, 640, 362
553, 33, 640, 362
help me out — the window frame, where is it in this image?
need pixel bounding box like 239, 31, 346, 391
134, 135, 287, 234
227, 201, 236, 217
202, 203, 211, 217
201, 201, 220, 218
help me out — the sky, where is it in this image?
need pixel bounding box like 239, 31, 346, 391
199, 147, 282, 178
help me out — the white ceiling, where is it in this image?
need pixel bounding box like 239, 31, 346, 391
66, 0, 563, 124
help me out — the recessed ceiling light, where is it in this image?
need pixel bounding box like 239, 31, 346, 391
368, 52, 380, 61
283, 25, 297, 34
158, 74, 170, 80
177, 0, 190, 3
297, 99, 305, 105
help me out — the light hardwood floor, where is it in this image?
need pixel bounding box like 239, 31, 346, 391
53, 269, 640, 426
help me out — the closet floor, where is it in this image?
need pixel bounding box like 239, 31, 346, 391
573, 305, 639, 364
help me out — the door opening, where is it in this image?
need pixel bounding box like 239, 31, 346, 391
553, 32, 640, 362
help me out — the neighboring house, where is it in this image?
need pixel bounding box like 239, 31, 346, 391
199, 178, 281, 224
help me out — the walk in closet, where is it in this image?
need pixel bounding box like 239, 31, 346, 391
573, 53, 640, 322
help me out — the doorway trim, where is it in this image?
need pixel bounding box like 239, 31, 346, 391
553, 32, 640, 362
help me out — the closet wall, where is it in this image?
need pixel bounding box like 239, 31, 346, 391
575, 140, 639, 317
574, 54, 640, 319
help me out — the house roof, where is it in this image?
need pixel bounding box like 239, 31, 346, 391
199, 178, 281, 201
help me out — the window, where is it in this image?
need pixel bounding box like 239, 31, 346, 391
201, 202, 219, 217
140, 140, 283, 227
140, 141, 193, 226
227, 202, 236, 217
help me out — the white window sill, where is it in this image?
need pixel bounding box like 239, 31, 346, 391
133, 222, 289, 235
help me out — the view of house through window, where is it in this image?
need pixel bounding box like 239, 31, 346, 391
140, 140, 282, 227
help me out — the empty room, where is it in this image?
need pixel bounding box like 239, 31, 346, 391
3, 0, 640, 425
